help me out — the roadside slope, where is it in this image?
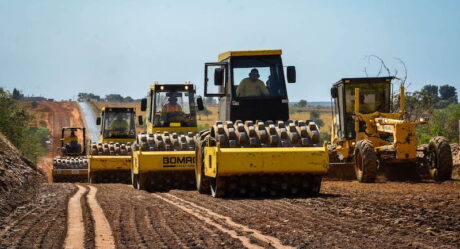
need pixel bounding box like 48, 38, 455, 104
0, 132, 44, 218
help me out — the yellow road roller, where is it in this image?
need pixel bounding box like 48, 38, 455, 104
195, 49, 329, 197
132, 83, 201, 190
88, 107, 141, 183
52, 127, 88, 182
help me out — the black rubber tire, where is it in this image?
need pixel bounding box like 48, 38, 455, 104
428, 136, 453, 181
89, 172, 97, 184
354, 140, 378, 183
195, 131, 211, 194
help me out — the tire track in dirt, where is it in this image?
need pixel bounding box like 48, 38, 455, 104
64, 185, 87, 249
154, 193, 294, 249
0, 184, 75, 249
95, 184, 244, 248
86, 186, 115, 249
169, 181, 459, 249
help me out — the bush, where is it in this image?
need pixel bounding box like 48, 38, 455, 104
0, 89, 50, 163
418, 104, 460, 143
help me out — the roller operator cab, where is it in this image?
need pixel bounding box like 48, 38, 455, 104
52, 127, 88, 182
329, 77, 453, 182
196, 49, 329, 198
88, 107, 140, 183
132, 83, 200, 191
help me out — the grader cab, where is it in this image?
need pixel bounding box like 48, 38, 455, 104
195, 49, 329, 197
329, 77, 453, 182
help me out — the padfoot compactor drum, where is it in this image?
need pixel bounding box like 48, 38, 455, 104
195, 49, 329, 197
88, 107, 140, 183
132, 83, 201, 191
329, 77, 453, 182
52, 127, 88, 182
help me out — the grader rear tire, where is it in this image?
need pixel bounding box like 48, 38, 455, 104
354, 140, 378, 183
428, 136, 453, 181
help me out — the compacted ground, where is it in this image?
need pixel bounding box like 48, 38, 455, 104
0, 180, 458, 249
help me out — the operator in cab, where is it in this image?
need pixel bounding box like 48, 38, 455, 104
236, 68, 269, 97
162, 96, 183, 115
110, 113, 129, 135
63, 130, 80, 154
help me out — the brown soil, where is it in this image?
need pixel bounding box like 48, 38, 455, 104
0, 180, 458, 248
94, 180, 459, 249
0, 183, 76, 249
30, 101, 84, 181
0, 132, 44, 218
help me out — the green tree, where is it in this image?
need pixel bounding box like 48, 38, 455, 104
421, 85, 439, 96
12, 88, 23, 100
0, 88, 49, 163
418, 104, 460, 143
309, 110, 324, 127
439, 85, 457, 101
105, 94, 124, 102
298, 99, 307, 107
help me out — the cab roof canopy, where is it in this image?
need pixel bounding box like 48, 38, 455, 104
218, 49, 282, 62
333, 77, 394, 86
149, 83, 194, 91
101, 107, 134, 112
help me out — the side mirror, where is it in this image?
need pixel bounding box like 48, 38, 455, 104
138, 115, 144, 125
196, 96, 204, 111
287, 66, 296, 83
96, 117, 101, 125
214, 67, 224, 86
140, 98, 147, 111
331, 87, 338, 98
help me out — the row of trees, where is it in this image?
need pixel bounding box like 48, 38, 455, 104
77, 92, 135, 102
0, 88, 50, 163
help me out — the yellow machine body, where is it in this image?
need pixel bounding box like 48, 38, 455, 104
204, 144, 329, 177
132, 150, 195, 174
88, 107, 139, 183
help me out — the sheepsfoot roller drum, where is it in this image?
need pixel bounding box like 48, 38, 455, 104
88, 107, 140, 184
196, 120, 329, 198
52, 127, 88, 183
52, 157, 88, 182
132, 131, 196, 191
88, 142, 132, 183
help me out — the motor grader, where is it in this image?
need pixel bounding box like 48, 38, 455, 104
329, 77, 453, 182
132, 83, 201, 190
52, 127, 88, 182
88, 107, 141, 183
195, 49, 329, 198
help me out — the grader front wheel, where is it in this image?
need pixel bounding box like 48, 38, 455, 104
428, 136, 453, 181
354, 140, 378, 183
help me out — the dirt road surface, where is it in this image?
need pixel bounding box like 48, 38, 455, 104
3, 180, 456, 248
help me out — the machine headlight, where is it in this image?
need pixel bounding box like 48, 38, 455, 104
160, 86, 164, 90
185, 86, 189, 90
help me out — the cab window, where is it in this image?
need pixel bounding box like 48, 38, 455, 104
231, 56, 287, 99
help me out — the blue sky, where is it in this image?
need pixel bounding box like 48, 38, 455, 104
0, 0, 459, 101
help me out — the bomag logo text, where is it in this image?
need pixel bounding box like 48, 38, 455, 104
163, 156, 195, 168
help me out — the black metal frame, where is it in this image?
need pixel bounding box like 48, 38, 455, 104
61, 127, 86, 155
